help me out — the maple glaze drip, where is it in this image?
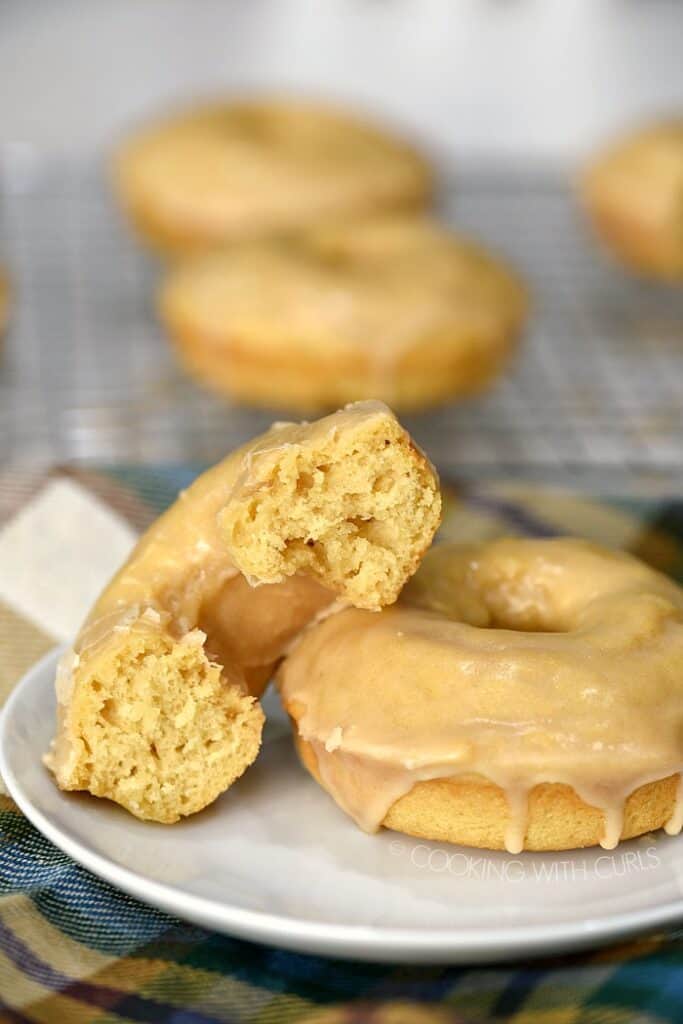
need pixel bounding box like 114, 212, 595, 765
279, 539, 683, 853
600, 804, 625, 850
502, 786, 529, 856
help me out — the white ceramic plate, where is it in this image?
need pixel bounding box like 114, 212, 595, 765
2, 647, 683, 964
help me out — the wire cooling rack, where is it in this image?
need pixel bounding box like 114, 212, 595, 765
0, 151, 682, 486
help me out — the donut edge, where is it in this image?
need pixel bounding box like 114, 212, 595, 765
293, 733, 678, 852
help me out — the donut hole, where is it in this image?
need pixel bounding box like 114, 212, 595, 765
485, 607, 565, 633
219, 405, 441, 610
478, 583, 567, 632
404, 537, 664, 635
448, 576, 571, 634
196, 572, 332, 699
49, 630, 263, 823
403, 542, 582, 634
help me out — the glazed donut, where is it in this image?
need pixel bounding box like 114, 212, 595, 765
159, 214, 528, 413
113, 98, 432, 256
46, 402, 441, 823
280, 538, 683, 852
582, 120, 683, 279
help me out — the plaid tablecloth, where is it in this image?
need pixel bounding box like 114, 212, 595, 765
1, 463, 683, 1024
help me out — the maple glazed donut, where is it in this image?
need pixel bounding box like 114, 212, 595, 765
582, 120, 683, 279
280, 538, 683, 853
159, 213, 528, 412
46, 402, 441, 823
113, 98, 432, 256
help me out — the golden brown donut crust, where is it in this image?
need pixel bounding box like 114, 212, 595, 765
295, 734, 679, 853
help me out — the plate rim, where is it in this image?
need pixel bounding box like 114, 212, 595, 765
2, 646, 683, 964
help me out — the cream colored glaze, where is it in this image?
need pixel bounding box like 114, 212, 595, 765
279, 538, 683, 852
65, 400, 401, 703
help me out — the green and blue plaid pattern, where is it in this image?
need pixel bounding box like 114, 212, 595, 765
1, 464, 683, 1024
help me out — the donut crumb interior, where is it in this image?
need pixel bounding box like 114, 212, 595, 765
48, 630, 263, 823
220, 410, 441, 610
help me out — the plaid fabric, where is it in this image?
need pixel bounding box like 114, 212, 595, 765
1, 464, 683, 1024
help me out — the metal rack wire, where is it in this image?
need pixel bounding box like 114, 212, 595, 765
1, 152, 682, 484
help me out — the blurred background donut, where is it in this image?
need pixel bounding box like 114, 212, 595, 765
582, 120, 683, 280
113, 98, 433, 256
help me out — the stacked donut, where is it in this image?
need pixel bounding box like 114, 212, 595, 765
48, 404, 683, 852
113, 104, 683, 420
113, 97, 528, 411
